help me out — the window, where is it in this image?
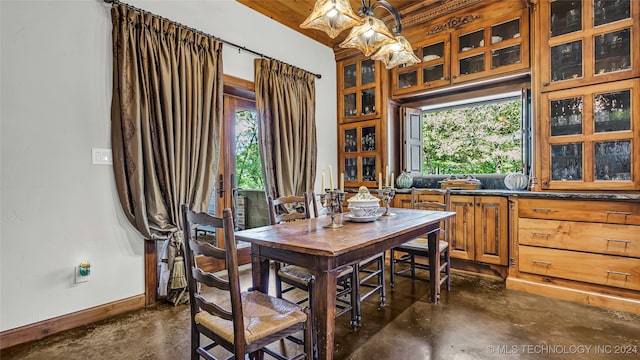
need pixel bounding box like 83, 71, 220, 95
420, 91, 525, 175
235, 109, 263, 189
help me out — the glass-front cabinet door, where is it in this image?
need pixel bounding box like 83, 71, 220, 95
392, 33, 451, 95
540, 79, 639, 190
538, 0, 639, 92
338, 120, 380, 187
451, 9, 529, 84
338, 57, 381, 123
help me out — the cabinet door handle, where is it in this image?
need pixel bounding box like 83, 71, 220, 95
476, 202, 480, 206
532, 260, 552, 265
542, 82, 549, 86
452, 75, 457, 79
444, 76, 450, 80
531, 232, 551, 237
532, 208, 551, 212
605, 238, 631, 244
605, 270, 631, 278
606, 211, 631, 215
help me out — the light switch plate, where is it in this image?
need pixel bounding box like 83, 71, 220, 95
92, 148, 112, 165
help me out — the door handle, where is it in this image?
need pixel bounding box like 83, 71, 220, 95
218, 174, 224, 198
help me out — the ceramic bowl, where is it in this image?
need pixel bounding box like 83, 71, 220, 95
348, 204, 380, 217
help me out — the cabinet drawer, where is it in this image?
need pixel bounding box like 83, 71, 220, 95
518, 199, 640, 225
519, 218, 640, 258
519, 245, 640, 291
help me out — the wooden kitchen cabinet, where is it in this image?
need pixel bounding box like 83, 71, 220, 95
338, 57, 382, 123
449, 195, 508, 265
537, 0, 640, 92
392, 33, 451, 95
451, 8, 530, 84
539, 79, 640, 190
392, 6, 529, 96
339, 120, 381, 188
509, 197, 640, 313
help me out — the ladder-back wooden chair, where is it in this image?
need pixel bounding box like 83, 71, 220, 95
182, 205, 312, 360
267, 193, 359, 329
389, 188, 451, 302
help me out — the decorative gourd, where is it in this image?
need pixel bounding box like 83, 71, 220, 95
504, 173, 528, 190
395, 172, 413, 189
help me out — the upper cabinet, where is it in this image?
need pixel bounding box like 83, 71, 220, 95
392, 8, 530, 97
338, 57, 382, 123
538, 0, 640, 92
393, 33, 452, 95
539, 79, 640, 190
451, 9, 530, 84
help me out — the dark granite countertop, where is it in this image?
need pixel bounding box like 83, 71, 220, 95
347, 187, 640, 201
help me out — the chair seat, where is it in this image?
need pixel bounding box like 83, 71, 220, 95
396, 238, 449, 253
278, 264, 353, 285
195, 290, 307, 346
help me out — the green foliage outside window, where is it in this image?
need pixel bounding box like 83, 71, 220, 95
235, 110, 264, 189
423, 99, 523, 174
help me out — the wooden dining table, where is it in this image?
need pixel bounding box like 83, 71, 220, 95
235, 207, 455, 360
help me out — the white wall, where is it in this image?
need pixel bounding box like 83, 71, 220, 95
0, 0, 337, 331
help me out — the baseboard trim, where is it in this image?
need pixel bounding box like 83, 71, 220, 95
506, 278, 640, 315
0, 294, 145, 350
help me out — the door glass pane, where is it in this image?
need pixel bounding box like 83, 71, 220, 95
398, 70, 417, 89
423, 64, 445, 82
422, 42, 444, 62
345, 157, 357, 182
492, 44, 521, 68
344, 128, 357, 152
594, 140, 631, 180
344, 93, 356, 117
551, 0, 582, 37
551, 143, 583, 180
594, 28, 631, 75
594, 0, 630, 27
361, 59, 376, 85
551, 40, 582, 82
459, 30, 484, 52
362, 156, 376, 181
361, 126, 376, 151
491, 18, 520, 44
550, 97, 583, 136
343, 63, 356, 88
594, 90, 631, 132
459, 54, 485, 75
361, 89, 375, 115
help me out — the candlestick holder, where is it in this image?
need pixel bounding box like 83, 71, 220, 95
377, 187, 396, 216
319, 189, 345, 228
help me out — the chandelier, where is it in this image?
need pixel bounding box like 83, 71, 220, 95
300, 0, 420, 69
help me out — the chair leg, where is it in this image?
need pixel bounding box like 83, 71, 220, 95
409, 253, 416, 282
191, 323, 199, 360
274, 262, 283, 298
445, 247, 451, 291
351, 265, 360, 329
378, 255, 386, 306
389, 249, 396, 289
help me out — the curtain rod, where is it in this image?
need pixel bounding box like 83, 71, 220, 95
103, 0, 322, 79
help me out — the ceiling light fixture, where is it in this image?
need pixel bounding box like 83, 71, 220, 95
301, 0, 420, 68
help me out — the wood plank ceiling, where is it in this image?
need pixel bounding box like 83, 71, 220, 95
236, 0, 443, 50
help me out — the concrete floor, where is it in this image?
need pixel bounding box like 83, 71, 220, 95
2, 267, 639, 360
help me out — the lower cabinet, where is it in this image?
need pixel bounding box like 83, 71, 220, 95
510, 197, 640, 314
450, 195, 509, 265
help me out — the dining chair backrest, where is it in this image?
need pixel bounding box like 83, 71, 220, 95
411, 188, 451, 241
267, 193, 312, 225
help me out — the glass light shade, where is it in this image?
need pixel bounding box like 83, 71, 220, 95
339, 16, 396, 56
371, 36, 421, 69
300, 0, 363, 39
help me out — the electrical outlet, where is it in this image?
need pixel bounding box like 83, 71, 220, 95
75, 266, 90, 283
